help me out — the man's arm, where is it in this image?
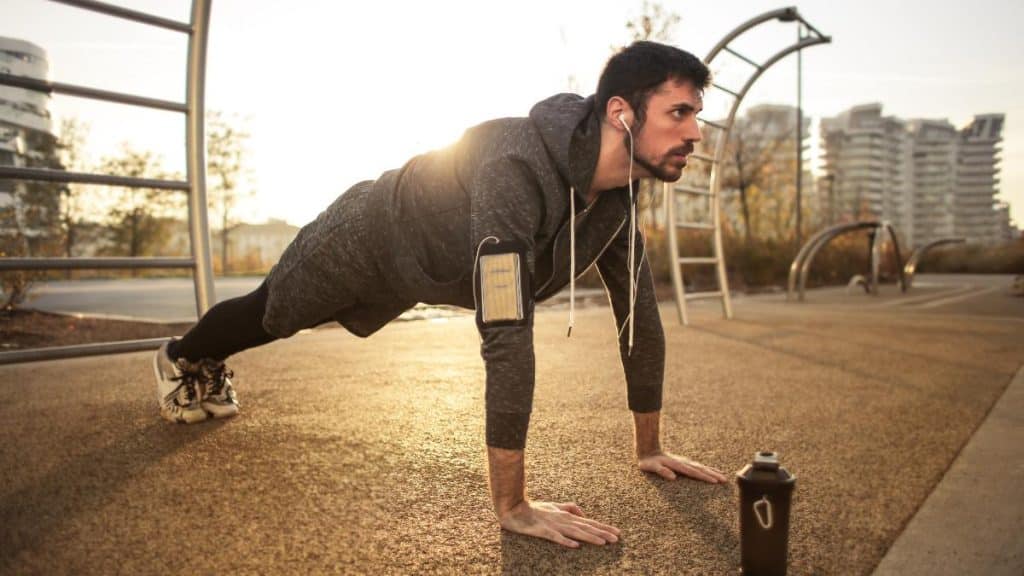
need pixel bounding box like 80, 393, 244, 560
633, 411, 729, 484
487, 446, 621, 548
633, 410, 662, 458
595, 212, 665, 414
471, 160, 622, 547
594, 218, 727, 484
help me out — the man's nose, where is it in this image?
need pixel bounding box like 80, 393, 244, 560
685, 117, 703, 143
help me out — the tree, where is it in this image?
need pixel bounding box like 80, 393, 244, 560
625, 1, 681, 46
99, 146, 182, 273
0, 127, 64, 310
56, 117, 90, 267
716, 114, 792, 245
206, 111, 252, 274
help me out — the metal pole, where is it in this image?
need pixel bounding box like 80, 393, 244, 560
795, 24, 804, 251
186, 0, 215, 316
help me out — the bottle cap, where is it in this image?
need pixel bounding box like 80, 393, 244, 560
752, 451, 780, 471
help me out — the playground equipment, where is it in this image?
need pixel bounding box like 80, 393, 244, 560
664, 7, 830, 325
787, 220, 906, 301
0, 0, 214, 364
903, 237, 966, 288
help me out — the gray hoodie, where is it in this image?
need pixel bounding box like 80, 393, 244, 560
270, 94, 665, 449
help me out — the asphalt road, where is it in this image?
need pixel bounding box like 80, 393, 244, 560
1, 291, 1022, 574
22, 276, 266, 323
18, 273, 1024, 323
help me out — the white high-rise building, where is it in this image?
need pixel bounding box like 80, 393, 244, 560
908, 118, 958, 247
821, 104, 1009, 247
819, 104, 914, 242
955, 114, 1005, 245
0, 36, 59, 251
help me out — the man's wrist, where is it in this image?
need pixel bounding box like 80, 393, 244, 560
487, 446, 527, 519
632, 410, 662, 458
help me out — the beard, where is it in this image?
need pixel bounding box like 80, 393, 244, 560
624, 130, 695, 183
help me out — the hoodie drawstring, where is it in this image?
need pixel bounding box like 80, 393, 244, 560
567, 187, 576, 337
567, 136, 643, 357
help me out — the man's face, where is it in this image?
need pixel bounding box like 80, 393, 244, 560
629, 79, 704, 182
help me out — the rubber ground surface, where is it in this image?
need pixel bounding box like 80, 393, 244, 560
1, 292, 1022, 574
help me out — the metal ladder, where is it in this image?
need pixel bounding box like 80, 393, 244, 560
664, 7, 830, 325
0, 0, 215, 364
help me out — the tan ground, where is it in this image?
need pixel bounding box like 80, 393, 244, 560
1, 294, 1022, 574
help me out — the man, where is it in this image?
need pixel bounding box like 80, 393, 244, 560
153, 40, 729, 548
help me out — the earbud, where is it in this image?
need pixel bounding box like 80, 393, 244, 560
618, 113, 632, 135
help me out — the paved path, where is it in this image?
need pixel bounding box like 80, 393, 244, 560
873, 365, 1024, 576
22, 273, 1022, 323
23, 277, 265, 323
1, 290, 1021, 574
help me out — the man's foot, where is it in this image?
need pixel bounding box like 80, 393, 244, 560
198, 359, 240, 419
153, 339, 208, 424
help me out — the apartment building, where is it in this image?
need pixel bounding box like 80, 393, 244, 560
821, 104, 1009, 247
0, 36, 61, 252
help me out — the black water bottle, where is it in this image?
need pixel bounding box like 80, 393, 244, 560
737, 451, 797, 576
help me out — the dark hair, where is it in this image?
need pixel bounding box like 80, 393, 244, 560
596, 41, 710, 128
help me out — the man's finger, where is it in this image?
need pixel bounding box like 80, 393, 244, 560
667, 460, 718, 483
577, 516, 622, 537
556, 502, 586, 517
544, 529, 580, 549
562, 524, 607, 546
572, 521, 618, 544
657, 464, 677, 480
697, 463, 729, 483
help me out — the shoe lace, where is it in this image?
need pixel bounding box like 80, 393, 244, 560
200, 360, 234, 396
169, 361, 202, 404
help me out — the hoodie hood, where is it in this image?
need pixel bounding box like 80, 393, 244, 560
529, 93, 644, 353
528, 93, 602, 200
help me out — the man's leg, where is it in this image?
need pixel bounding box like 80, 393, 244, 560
155, 279, 290, 423
168, 279, 276, 363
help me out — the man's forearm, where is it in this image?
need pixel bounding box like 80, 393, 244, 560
632, 410, 662, 458
487, 446, 526, 518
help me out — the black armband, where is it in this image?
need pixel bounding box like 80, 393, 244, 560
474, 238, 532, 330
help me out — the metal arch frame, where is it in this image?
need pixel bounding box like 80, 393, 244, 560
0, 0, 215, 365
788, 221, 877, 300
903, 237, 966, 288
665, 7, 831, 325
787, 220, 906, 301
869, 221, 906, 295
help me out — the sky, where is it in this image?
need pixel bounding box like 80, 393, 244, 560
3, 0, 1022, 228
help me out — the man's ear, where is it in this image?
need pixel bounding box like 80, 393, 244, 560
606, 96, 632, 130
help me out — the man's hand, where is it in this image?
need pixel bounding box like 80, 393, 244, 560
498, 500, 621, 548
637, 451, 728, 484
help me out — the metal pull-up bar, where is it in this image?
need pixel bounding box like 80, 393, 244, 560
0, 0, 216, 365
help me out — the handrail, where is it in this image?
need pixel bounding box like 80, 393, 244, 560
705, 7, 830, 63
664, 7, 830, 325
870, 221, 906, 295
0, 166, 190, 191
788, 220, 906, 301
904, 238, 966, 288
185, 0, 215, 316
49, 0, 193, 32
788, 221, 878, 301
0, 0, 214, 365
0, 257, 194, 271
0, 338, 173, 365
0, 73, 187, 112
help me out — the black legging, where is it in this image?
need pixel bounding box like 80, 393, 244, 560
167, 280, 279, 362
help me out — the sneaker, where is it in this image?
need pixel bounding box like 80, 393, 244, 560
198, 359, 239, 419
153, 340, 208, 424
